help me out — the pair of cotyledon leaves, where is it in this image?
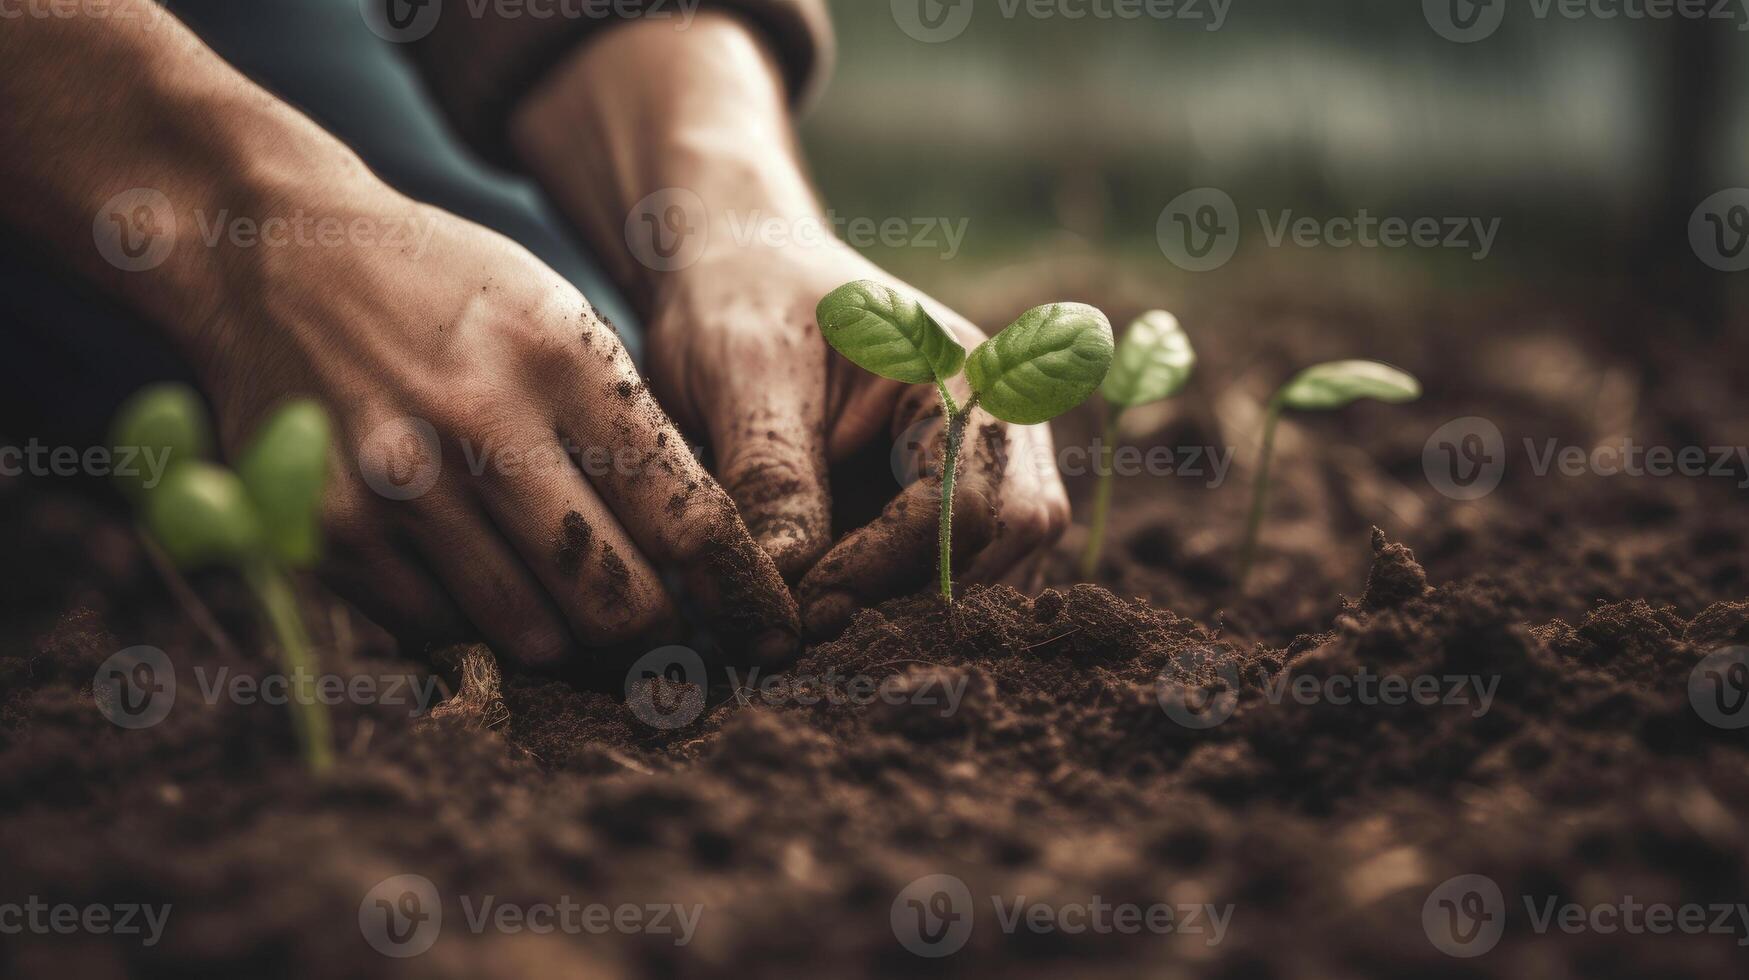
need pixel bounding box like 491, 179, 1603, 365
111, 384, 332, 571
1097, 311, 1419, 411
815, 281, 1115, 425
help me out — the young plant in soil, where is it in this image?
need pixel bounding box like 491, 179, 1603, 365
111, 384, 337, 773
1080, 310, 1197, 579
816, 281, 1114, 603
1235, 360, 1421, 591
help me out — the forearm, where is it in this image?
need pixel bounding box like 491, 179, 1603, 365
509, 12, 827, 314
0, 8, 384, 347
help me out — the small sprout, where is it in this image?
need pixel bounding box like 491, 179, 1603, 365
817, 281, 1114, 602
108, 383, 212, 499
112, 386, 336, 774
1236, 360, 1421, 590
144, 461, 264, 569
237, 400, 332, 568
1080, 310, 1197, 579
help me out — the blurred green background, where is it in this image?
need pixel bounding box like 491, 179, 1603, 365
801, 0, 1743, 311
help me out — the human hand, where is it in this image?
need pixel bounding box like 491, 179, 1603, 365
644, 240, 1070, 638
185, 186, 802, 668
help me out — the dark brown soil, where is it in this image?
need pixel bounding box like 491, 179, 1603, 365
4, 281, 1748, 978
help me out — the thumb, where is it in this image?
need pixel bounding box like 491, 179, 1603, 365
705, 385, 832, 583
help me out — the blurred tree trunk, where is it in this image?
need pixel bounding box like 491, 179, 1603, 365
1636, 16, 1727, 333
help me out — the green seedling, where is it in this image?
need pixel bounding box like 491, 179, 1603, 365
1080, 310, 1197, 579
816, 281, 1114, 603
111, 385, 336, 774
1236, 360, 1421, 591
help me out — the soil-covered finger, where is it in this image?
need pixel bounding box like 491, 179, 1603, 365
710, 407, 831, 582
404, 495, 577, 668
470, 432, 683, 650
555, 332, 802, 666
796, 435, 1007, 639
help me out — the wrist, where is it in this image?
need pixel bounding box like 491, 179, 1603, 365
510, 12, 819, 311
100, 95, 391, 355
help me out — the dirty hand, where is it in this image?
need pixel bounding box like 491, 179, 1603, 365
513, 16, 1071, 639
643, 240, 1071, 638
192, 188, 802, 667
0, 8, 795, 668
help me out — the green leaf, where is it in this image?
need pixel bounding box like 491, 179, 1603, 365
145, 461, 264, 570
238, 400, 333, 567
109, 383, 212, 497
815, 280, 965, 384
965, 303, 1115, 425
1100, 310, 1197, 408
1277, 360, 1422, 411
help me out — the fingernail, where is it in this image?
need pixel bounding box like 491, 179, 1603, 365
752, 627, 801, 669
801, 591, 857, 641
